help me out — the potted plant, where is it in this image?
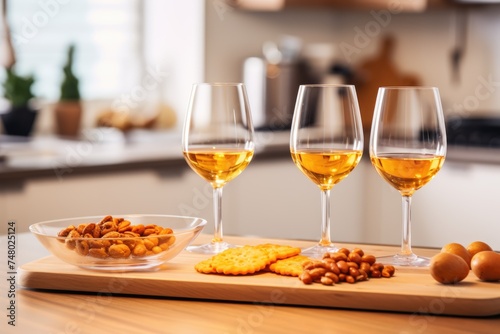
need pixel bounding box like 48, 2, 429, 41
1, 67, 38, 136
54, 44, 82, 137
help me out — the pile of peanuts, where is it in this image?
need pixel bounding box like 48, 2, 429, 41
299, 248, 395, 286
57, 215, 176, 259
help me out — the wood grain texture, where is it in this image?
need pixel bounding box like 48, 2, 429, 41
18, 235, 500, 317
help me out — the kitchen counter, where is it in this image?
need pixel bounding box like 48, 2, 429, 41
0, 129, 292, 183
2, 232, 499, 334
2, 129, 499, 184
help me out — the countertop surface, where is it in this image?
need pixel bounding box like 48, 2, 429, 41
0, 129, 292, 182
1, 128, 498, 182
2, 232, 499, 334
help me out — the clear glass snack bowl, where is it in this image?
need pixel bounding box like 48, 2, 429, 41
29, 214, 207, 272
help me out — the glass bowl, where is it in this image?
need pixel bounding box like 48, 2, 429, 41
29, 214, 207, 272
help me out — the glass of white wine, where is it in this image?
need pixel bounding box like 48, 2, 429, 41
182, 83, 255, 254
290, 84, 364, 257
370, 86, 447, 267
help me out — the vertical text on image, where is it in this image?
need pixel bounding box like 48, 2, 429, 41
6, 221, 17, 327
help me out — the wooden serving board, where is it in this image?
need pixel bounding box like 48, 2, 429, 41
18, 236, 500, 317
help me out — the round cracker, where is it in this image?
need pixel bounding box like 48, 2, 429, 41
269, 255, 310, 277
255, 243, 301, 260
194, 258, 216, 274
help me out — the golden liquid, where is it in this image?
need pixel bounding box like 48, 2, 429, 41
371, 154, 445, 196
291, 149, 362, 191
183, 149, 254, 188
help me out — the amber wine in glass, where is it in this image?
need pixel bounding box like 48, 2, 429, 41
182, 83, 255, 254
370, 87, 446, 266
290, 84, 364, 257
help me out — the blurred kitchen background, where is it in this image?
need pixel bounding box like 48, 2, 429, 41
1, 0, 500, 250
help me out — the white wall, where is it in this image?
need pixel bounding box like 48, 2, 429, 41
204, 5, 500, 118
143, 0, 205, 133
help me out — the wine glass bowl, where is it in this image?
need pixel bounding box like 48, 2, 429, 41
290, 84, 364, 257
182, 83, 255, 254
369, 86, 447, 266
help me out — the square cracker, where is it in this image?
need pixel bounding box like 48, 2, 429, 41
210, 246, 274, 275
195, 246, 271, 275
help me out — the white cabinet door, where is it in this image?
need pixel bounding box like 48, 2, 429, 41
361, 160, 500, 251
222, 157, 367, 243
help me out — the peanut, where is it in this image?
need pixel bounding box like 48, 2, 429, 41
57, 216, 176, 260
132, 243, 148, 257
320, 276, 334, 286
100, 221, 117, 235
108, 244, 131, 259
346, 261, 359, 269
89, 247, 109, 259
309, 267, 326, 279
82, 223, 96, 236
324, 272, 339, 283
345, 275, 356, 284
348, 252, 362, 264
75, 240, 89, 256
98, 215, 113, 225
349, 267, 360, 277
299, 247, 396, 286
299, 271, 313, 284
382, 265, 396, 278
361, 254, 376, 265
65, 230, 80, 250
360, 262, 371, 274
329, 252, 348, 262
117, 220, 132, 233
338, 248, 350, 257
57, 225, 76, 238
351, 248, 364, 257
337, 260, 349, 274
131, 224, 145, 235
76, 224, 87, 235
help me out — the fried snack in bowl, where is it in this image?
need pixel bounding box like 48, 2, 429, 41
30, 214, 206, 272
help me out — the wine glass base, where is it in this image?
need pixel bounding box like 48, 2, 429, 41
186, 241, 236, 255
377, 253, 430, 267
301, 244, 339, 259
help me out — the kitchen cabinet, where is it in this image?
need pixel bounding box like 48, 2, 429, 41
223, 155, 367, 242
226, 156, 500, 250
361, 159, 500, 251
229, 0, 486, 12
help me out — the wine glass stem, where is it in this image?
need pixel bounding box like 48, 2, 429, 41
212, 186, 223, 243
400, 195, 413, 256
319, 189, 332, 246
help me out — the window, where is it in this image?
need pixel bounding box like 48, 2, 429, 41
2, 0, 143, 101
1, 0, 204, 133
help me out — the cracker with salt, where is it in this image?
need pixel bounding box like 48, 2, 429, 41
255, 243, 301, 260
269, 255, 310, 277
194, 258, 216, 274
207, 246, 275, 275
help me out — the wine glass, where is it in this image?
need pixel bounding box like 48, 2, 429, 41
182, 83, 255, 254
370, 86, 447, 267
290, 84, 364, 257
